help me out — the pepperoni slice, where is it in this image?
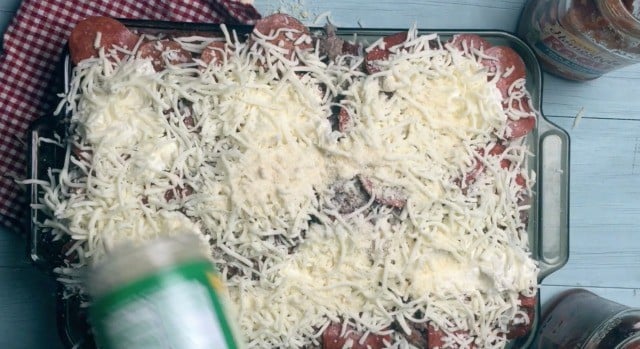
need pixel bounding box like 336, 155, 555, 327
481, 46, 527, 99
252, 13, 312, 60
338, 106, 351, 132
489, 143, 528, 189
519, 294, 537, 308
463, 154, 485, 186
164, 184, 194, 202
427, 324, 446, 349
486, 142, 512, 170
448, 34, 491, 53
137, 40, 193, 71
342, 40, 362, 56
69, 16, 140, 64
402, 321, 428, 348
507, 117, 536, 140
506, 294, 536, 339
322, 323, 390, 349
463, 143, 506, 186
488, 142, 506, 156
427, 324, 477, 349
515, 173, 527, 188
365, 32, 408, 74
504, 96, 536, 139
518, 193, 531, 224
201, 40, 228, 66
462, 142, 529, 191
358, 175, 407, 209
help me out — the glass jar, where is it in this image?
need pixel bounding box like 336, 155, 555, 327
87, 234, 243, 349
533, 288, 640, 348
518, 0, 640, 80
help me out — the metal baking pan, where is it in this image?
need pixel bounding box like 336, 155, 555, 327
27, 19, 570, 349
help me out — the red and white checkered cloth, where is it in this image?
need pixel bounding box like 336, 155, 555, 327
0, 0, 261, 232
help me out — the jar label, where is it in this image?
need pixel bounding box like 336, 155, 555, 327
530, 13, 635, 79
537, 23, 611, 76
90, 261, 239, 349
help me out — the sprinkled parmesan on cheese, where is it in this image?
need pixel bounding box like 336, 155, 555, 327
35, 25, 538, 349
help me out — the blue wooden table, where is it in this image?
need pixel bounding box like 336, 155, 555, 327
1, 1, 639, 348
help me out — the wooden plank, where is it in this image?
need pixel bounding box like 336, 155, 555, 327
543, 69, 640, 121
255, 0, 525, 30
0, 229, 31, 268
0, 0, 19, 12
0, 267, 63, 349
542, 116, 640, 289
0, 229, 61, 347
0, 11, 14, 41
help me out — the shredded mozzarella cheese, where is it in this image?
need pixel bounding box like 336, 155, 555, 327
36, 27, 539, 349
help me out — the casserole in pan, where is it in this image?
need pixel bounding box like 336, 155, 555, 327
28, 18, 570, 349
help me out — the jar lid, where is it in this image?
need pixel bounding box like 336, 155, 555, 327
598, 0, 640, 38
583, 309, 640, 348
618, 334, 640, 349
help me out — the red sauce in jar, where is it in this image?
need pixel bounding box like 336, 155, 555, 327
518, 0, 640, 80
533, 289, 640, 348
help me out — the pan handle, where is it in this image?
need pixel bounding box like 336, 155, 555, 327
29, 120, 48, 266
535, 117, 570, 280
28, 55, 71, 269
28, 120, 52, 267
28, 118, 67, 269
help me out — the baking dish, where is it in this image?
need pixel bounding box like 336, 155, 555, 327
27, 19, 570, 349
